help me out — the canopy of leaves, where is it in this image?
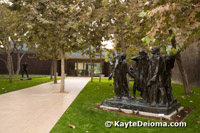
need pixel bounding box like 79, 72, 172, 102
2, 0, 199, 62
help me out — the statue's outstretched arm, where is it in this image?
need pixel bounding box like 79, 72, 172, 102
108, 73, 113, 80
108, 55, 113, 65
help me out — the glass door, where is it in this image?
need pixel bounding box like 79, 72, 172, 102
75, 62, 101, 77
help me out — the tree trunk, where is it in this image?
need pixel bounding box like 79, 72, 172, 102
16, 52, 26, 75
89, 46, 93, 82
10, 55, 15, 75
0, 58, 9, 73
92, 62, 94, 80
53, 54, 57, 84
0, 9, 12, 83
0, 58, 7, 66
76, 59, 78, 76
50, 59, 53, 79
65, 59, 67, 76
1, 56, 12, 82
170, 30, 191, 94
89, 56, 93, 82
60, 48, 65, 93
121, 26, 126, 53
175, 53, 191, 94
7, 52, 12, 83
16, 53, 21, 75
99, 50, 102, 82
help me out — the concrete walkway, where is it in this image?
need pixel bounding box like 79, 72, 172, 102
0, 77, 90, 133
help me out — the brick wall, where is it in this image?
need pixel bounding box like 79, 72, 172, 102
0, 53, 52, 75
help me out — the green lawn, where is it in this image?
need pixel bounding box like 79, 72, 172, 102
51, 78, 200, 133
0, 75, 60, 95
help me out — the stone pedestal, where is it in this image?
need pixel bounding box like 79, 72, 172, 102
20, 78, 32, 80
102, 97, 180, 115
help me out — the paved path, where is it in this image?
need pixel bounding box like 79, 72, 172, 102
0, 77, 90, 133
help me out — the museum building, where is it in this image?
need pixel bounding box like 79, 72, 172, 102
0, 52, 111, 77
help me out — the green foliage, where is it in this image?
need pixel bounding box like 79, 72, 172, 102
125, 16, 131, 24
143, 0, 200, 51
169, 48, 178, 55
141, 36, 152, 45
2, 0, 199, 65
104, 50, 114, 62
138, 11, 147, 18
102, 1, 108, 7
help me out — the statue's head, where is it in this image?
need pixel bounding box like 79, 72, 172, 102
120, 52, 126, 60
151, 46, 160, 55
129, 66, 133, 71
139, 49, 147, 58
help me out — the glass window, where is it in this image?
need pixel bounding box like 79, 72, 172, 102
75, 62, 101, 76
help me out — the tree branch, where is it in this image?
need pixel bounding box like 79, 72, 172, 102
20, 51, 27, 60
0, 57, 7, 64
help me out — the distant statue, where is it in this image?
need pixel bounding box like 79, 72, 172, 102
109, 51, 133, 99
131, 49, 149, 100
22, 62, 29, 78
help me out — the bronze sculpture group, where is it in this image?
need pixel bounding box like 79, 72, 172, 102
108, 46, 177, 108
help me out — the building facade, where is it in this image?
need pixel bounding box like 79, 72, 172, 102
0, 53, 110, 77
57, 58, 110, 77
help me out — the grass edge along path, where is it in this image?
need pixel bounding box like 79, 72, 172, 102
51, 78, 200, 133
0, 75, 60, 95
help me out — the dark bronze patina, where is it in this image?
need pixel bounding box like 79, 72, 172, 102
103, 47, 180, 115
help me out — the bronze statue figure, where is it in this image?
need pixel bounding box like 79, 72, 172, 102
108, 51, 121, 98
120, 53, 133, 98
131, 49, 149, 100
108, 52, 133, 99
147, 46, 164, 106
22, 62, 29, 78
163, 54, 175, 106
